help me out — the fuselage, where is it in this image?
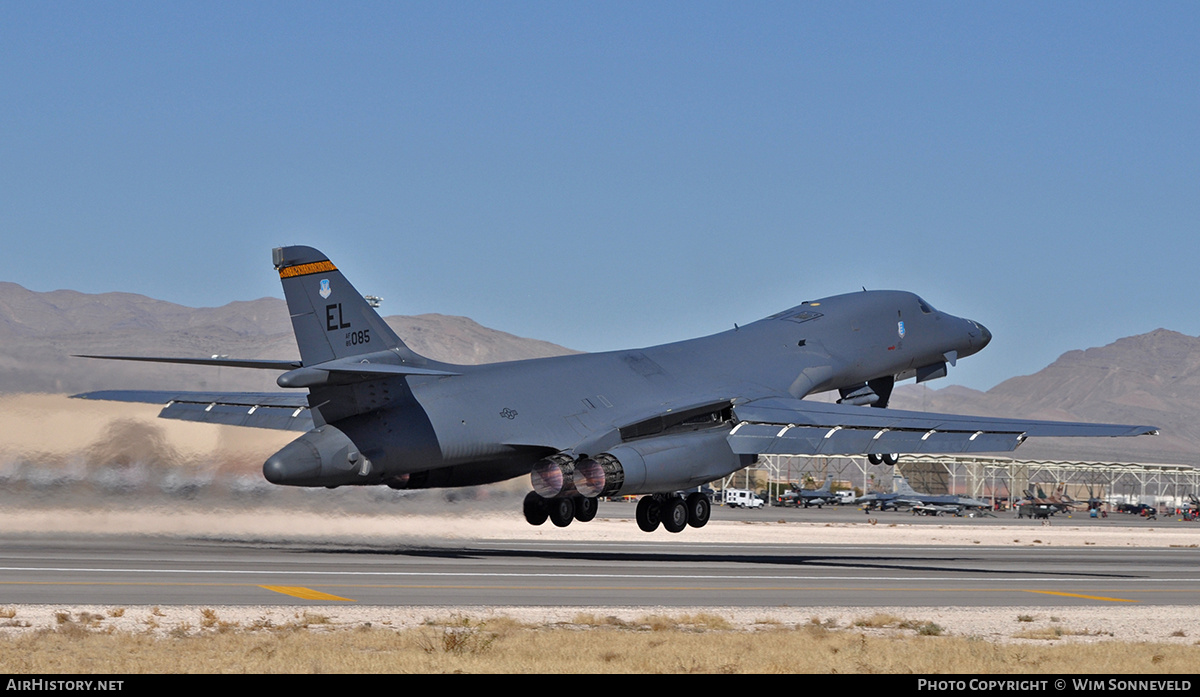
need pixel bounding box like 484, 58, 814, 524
263, 289, 990, 489
414, 290, 985, 457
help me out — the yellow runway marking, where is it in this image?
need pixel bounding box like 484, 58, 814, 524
4, 580, 1191, 603
1023, 590, 1138, 603
259, 585, 355, 601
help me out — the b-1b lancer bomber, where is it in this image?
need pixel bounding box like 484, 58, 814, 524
76, 246, 1158, 534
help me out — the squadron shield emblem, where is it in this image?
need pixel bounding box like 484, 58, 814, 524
319, 279, 332, 299
897, 320, 906, 339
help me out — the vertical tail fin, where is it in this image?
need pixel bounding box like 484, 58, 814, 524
273, 246, 419, 366
893, 474, 917, 495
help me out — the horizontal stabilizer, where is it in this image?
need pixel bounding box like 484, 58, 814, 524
274, 356, 459, 387
325, 362, 458, 377
72, 391, 312, 431
74, 355, 301, 371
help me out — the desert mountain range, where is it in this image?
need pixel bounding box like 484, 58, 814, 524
2, 282, 1196, 466
0, 281, 577, 394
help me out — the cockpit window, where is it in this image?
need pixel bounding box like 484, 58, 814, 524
917, 297, 935, 314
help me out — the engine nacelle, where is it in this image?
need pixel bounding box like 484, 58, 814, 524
579, 427, 750, 498
530, 453, 578, 498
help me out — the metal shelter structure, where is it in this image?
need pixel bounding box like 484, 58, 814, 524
729, 454, 1199, 509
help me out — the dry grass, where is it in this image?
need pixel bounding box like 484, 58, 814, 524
1012, 625, 1110, 641
0, 613, 1195, 673
850, 613, 944, 636
632, 613, 734, 632
569, 613, 634, 628
853, 613, 927, 630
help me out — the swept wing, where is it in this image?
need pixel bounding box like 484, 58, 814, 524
73, 390, 313, 431
727, 397, 1157, 456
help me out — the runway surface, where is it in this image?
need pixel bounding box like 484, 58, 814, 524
2, 533, 1197, 608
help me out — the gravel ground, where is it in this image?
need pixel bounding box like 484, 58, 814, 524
6, 603, 1197, 645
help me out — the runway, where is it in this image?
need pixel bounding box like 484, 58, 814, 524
2, 533, 1196, 607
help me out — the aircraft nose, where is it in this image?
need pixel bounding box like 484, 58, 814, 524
960, 319, 991, 357
976, 322, 992, 349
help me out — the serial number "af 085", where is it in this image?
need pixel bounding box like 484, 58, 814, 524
346, 329, 370, 347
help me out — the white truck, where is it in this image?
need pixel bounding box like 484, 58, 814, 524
723, 489, 764, 509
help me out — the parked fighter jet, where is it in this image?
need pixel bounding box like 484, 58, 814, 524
776, 474, 838, 507
858, 474, 990, 513
1016, 485, 1080, 517
1043, 484, 1086, 512
75, 246, 1158, 534
796, 474, 839, 507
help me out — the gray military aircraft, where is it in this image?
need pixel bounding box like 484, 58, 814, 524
774, 474, 837, 507
794, 474, 839, 507
75, 246, 1158, 534
858, 474, 990, 513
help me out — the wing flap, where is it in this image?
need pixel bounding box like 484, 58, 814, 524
160, 401, 312, 431
728, 423, 1025, 456
733, 397, 1157, 437
729, 397, 1156, 456
72, 391, 312, 431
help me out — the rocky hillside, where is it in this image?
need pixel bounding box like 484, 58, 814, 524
0, 282, 577, 394
890, 329, 1200, 464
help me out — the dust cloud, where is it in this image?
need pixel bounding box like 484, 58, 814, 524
0, 394, 529, 543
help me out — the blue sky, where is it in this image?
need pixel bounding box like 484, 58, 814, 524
4, 2, 1197, 390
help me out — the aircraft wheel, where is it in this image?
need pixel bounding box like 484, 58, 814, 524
548, 497, 575, 527
662, 497, 688, 534
867, 453, 882, 465
636, 496, 662, 533
686, 492, 711, 528
882, 453, 899, 466
574, 495, 598, 523
523, 491, 548, 526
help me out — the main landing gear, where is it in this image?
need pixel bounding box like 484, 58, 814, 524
523, 491, 599, 528
635, 492, 710, 533
867, 453, 900, 466
523, 491, 711, 533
